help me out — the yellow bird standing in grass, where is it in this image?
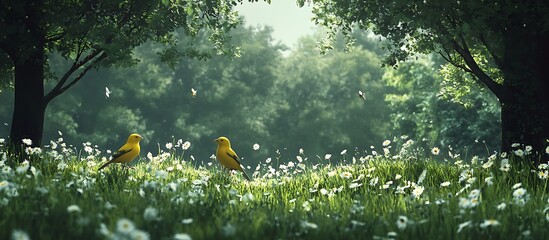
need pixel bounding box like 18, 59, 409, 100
98, 133, 143, 171
214, 136, 251, 181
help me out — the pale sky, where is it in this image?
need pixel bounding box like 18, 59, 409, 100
234, 1, 317, 50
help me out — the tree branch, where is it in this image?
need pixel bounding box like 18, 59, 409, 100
437, 50, 474, 74
451, 34, 503, 98
55, 52, 107, 100
478, 33, 504, 69
45, 31, 66, 43
44, 48, 104, 102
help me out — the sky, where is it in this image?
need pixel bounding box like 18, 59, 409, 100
234, 1, 317, 50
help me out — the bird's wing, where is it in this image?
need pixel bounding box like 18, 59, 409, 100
111, 147, 132, 161
225, 149, 241, 165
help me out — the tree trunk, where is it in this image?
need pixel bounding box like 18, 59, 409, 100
10, 49, 46, 148
500, 22, 549, 163
8, 0, 46, 149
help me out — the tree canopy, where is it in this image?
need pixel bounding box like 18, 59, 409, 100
308, 0, 549, 160
0, 0, 243, 147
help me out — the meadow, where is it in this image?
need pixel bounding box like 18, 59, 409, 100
1, 137, 548, 240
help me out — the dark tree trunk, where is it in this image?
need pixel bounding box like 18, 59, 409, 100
10, 49, 46, 148
7, 0, 46, 149
500, 21, 549, 163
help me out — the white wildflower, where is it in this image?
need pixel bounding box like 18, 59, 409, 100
412, 185, 424, 198
457, 221, 472, 233
130, 230, 150, 240
143, 207, 161, 221
182, 141, 191, 150
340, 172, 352, 179
67, 205, 81, 213
174, 233, 192, 240
11, 229, 30, 240
480, 219, 500, 228
396, 216, 408, 230
181, 218, 193, 224
496, 203, 506, 211
431, 147, 440, 155
301, 221, 318, 230
116, 218, 135, 234
22, 139, 32, 146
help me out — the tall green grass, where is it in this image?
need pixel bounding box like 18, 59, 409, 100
1, 140, 548, 239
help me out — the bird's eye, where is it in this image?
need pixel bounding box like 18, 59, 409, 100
220, 139, 224, 141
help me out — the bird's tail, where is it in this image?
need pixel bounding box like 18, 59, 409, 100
241, 170, 251, 181
98, 161, 111, 171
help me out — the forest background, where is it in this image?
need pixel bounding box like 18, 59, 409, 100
0, 22, 500, 162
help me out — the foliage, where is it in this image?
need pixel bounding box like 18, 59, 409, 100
0, 0, 242, 91
1, 138, 549, 239
383, 55, 501, 156
307, 0, 549, 156
269, 33, 390, 156
0, 24, 501, 159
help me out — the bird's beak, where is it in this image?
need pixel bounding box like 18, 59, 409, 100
213, 138, 218, 142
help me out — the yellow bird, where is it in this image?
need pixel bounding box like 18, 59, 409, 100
98, 133, 143, 171
214, 136, 251, 180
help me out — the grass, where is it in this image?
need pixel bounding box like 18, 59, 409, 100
1, 139, 548, 240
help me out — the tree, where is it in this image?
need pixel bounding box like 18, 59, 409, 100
270, 34, 390, 155
308, 0, 549, 161
383, 55, 501, 156
0, 0, 240, 148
